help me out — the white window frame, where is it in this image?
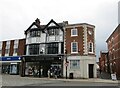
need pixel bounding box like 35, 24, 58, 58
88, 42, 93, 53
70, 60, 80, 69
5, 41, 10, 54
71, 28, 78, 36
0, 42, 2, 55
71, 42, 78, 53
13, 40, 19, 54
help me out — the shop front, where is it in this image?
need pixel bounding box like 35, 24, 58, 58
1, 56, 21, 75
21, 55, 64, 78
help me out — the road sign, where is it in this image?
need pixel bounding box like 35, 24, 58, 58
111, 74, 117, 81
65, 62, 69, 67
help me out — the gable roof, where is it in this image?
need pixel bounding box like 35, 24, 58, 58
25, 22, 40, 34
106, 24, 120, 42
25, 18, 44, 34
43, 19, 64, 32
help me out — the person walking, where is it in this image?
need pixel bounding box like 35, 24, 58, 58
54, 68, 57, 79
47, 69, 50, 78
32, 66, 35, 77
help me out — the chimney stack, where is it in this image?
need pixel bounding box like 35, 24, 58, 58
35, 18, 40, 25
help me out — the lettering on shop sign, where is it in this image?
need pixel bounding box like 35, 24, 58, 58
7, 58, 11, 60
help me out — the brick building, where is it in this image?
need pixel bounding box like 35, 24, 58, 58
0, 39, 25, 75
99, 51, 110, 73
0, 18, 96, 78
21, 19, 96, 78
106, 24, 120, 78
64, 23, 96, 78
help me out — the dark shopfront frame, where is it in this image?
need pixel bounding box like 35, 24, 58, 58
21, 54, 64, 77
1, 56, 21, 75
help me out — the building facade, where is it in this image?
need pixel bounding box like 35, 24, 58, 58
0, 18, 96, 78
21, 19, 65, 77
0, 39, 25, 75
20, 19, 96, 78
99, 51, 110, 73
64, 23, 96, 78
106, 24, 120, 78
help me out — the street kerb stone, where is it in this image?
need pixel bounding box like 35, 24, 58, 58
1, 86, 120, 88
0, 74, 2, 88
117, 81, 119, 88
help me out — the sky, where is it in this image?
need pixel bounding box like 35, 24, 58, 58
0, 0, 119, 61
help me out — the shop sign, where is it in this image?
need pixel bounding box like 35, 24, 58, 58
2, 56, 21, 61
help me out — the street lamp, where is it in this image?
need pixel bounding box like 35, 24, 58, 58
65, 50, 68, 79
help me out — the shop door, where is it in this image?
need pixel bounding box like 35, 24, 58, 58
10, 64, 18, 75
89, 64, 94, 78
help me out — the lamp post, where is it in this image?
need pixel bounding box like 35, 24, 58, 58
65, 50, 68, 79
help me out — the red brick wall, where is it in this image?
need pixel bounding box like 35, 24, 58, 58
18, 39, 26, 56
2, 41, 6, 56
9, 40, 14, 56
1, 39, 26, 56
106, 25, 120, 77
87, 27, 95, 54
99, 52, 108, 72
65, 26, 84, 55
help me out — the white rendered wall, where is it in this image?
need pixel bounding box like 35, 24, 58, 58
26, 33, 46, 44
63, 56, 96, 78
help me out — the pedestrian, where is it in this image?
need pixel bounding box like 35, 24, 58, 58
99, 69, 102, 74
47, 69, 50, 78
54, 68, 57, 79
32, 66, 35, 77
34, 66, 38, 77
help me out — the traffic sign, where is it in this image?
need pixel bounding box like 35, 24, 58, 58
65, 62, 69, 67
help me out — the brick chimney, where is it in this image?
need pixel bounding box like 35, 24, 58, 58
35, 18, 40, 25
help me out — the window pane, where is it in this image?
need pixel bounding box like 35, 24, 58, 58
89, 42, 93, 52
0, 42, 2, 49
71, 28, 77, 36
47, 43, 58, 54
70, 60, 80, 69
72, 42, 78, 52
30, 31, 41, 37
29, 44, 39, 55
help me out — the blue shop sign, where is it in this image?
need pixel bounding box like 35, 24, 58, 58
1, 56, 21, 61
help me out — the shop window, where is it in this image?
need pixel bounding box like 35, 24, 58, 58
70, 60, 80, 69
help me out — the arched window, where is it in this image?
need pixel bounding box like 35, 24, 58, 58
88, 42, 93, 53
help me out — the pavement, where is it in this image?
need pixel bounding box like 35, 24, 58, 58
1, 71, 119, 87
24, 76, 118, 84
0, 74, 2, 88
51, 71, 118, 84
